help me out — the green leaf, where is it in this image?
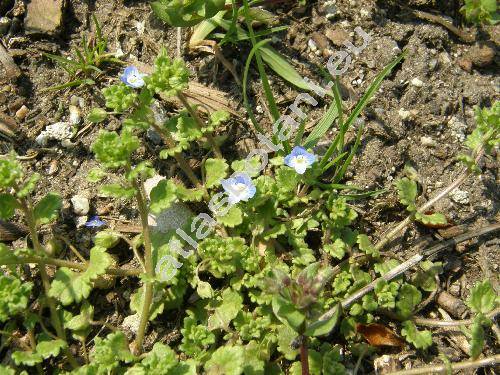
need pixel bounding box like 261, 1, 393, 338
208, 288, 243, 330
303, 100, 338, 149
259, 46, 311, 91
396, 284, 422, 319
125, 342, 179, 374
0, 153, 23, 189
276, 324, 299, 360
150, 179, 177, 214
324, 239, 347, 259
401, 321, 433, 350
469, 315, 486, 359
412, 261, 443, 292
272, 295, 305, 332
87, 167, 107, 183
94, 231, 121, 249
395, 177, 417, 211
216, 206, 243, 227
0, 193, 19, 220
205, 345, 245, 375
65, 301, 94, 332
210, 110, 230, 126
100, 184, 136, 199
357, 234, 379, 258
205, 158, 229, 188
197, 280, 214, 299
12, 351, 43, 366
49, 268, 92, 306
152, 0, 226, 27
92, 331, 135, 373
49, 247, 112, 305
36, 339, 67, 359
91, 129, 140, 169
87, 108, 108, 123
415, 212, 447, 226
304, 303, 341, 337
0, 274, 32, 322
16, 173, 41, 198
33, 193, 62, 224
467, 280, 498, 314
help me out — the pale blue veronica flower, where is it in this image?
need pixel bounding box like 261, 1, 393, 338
85, 216, 106, 228
120, 66, 146, 88
221, 173, 256, 205
284, 146, 316, 174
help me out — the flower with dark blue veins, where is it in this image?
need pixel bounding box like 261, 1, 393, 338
120, 66, 146, 88
85, 216, 106, 228
284, 146, 317, 174
221, 173, 256, 205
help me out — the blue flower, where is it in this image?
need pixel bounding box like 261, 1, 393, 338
85, 216, 106, 228
120, 66, 146, 88
221, 173, 256, 205
284, 146, 317, 174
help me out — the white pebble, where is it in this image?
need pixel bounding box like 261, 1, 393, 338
411, 78, 424, 87
35, 122, 73, 146
308, 39, 318, 52
398, 108, 411, 120
71, 195, 90, 216
420, 136, 436, 147
450, 189, 470, 205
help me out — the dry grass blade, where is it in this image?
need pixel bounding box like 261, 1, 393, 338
0, 221, 29, 242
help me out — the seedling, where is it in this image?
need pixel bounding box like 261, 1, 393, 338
43, 15, 124, 91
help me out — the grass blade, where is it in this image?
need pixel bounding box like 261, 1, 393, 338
303, 98, 338, 149
190, 11, 227, 47
259, 46, 310, 91
243, 38, 271, 134
332, 121, 364, 183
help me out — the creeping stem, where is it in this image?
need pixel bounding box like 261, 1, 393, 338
19, 198, 79, 369
176, 91, 223, 158
131, 177, 155, 355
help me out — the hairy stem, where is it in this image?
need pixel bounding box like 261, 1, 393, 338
150, 122, 205, 191
299, 336, 310, 375
131, 180, 155, 355
0, 256, 141, 276
177, 91, 223, 158
20, 199, 79, 368
387, 354, 500, 375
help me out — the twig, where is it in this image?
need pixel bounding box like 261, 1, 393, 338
317, 222, 500, 324
386, 354, 500, 375
57, 235, 88, 263
413, 307, 500, 327
375, 150, 484, 252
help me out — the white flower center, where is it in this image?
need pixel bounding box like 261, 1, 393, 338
128, 75, 138, 83
295, 155, 307, 164
232, 183, 247, 193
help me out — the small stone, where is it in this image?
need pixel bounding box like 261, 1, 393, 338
325, 28, 350, 46
311, 32, 329, 51
428, 58, 438, 71
75, 216, 88, 228
457, 58, 472, 73
420, 136, 436, 147
68, 105, 81, 125
122, 314, 141, 333
0, 17, 10, 36
146, 128, 162, 145
35, 121, 72, 146
411, 77, 424, 87
24, 0, 65, 35
468, 43, 495, 68
15, 105, 29, 120
374, 354, 401, 374
71, 195, 90, 216
307, 39, 318, 52
398, 108, 411, 120
450, 189, 469, 205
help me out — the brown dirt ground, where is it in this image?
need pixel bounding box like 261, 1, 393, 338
0, 0, 498, 372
